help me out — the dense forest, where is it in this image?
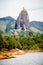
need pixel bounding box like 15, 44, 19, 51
0, 31, 43, 51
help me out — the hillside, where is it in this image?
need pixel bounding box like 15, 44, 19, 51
0, 16, 43, 35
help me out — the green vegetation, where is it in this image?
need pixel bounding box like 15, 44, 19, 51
0, 31, 43, 51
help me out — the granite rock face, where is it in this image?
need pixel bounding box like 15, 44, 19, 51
15, 8, 30, 31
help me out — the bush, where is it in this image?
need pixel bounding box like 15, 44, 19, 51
0, 32, 43, 51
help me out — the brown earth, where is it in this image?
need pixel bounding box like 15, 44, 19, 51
0, 48, 25, 59
0, 48, 42, 59
27, 49, 42, 53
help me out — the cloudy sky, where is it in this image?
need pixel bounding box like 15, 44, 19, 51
0, 0, 43, 21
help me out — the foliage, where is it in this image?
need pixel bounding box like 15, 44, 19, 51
0, 32, 43, 51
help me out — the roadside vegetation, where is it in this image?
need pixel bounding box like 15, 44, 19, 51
0, 31, 43, 52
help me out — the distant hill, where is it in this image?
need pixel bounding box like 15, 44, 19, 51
0, 16, 15, 21
0, 16, 43, 35
30, 21, 43, 33
0, 16, 16, 35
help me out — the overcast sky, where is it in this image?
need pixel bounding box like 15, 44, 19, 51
0, 0, 43, 21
